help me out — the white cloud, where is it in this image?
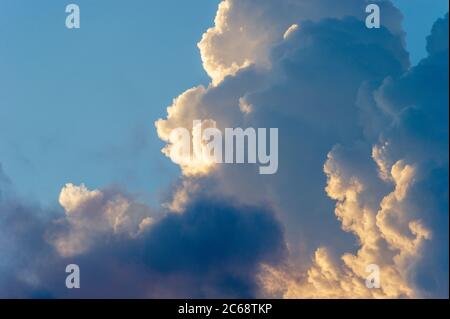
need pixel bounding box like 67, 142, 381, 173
49, 184, 155, 257
59, 183, 103, 214
260, 146, 431, 298
156, 1, 447, 298
197, 0, 404, 86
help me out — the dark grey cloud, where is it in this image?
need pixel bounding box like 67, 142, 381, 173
1, 168, 286, 298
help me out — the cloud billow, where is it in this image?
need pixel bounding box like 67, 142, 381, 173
156, 1, 448, 298
0, 1, 448, 298
1, 178, 286, 298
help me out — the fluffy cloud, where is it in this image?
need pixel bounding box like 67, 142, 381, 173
156, 0, 407, 177
197, 0, 405, 85
47, 183, 155, 257
1, 1, 448, 298
1, 169, 286, 297
259, 13, 449, 298
156, 1, 448, 298
260, 146, 432, 298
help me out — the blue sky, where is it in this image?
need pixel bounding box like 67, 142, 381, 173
0, 0, 447, 206
394, 0, 449, 63
0, 0, 219, 205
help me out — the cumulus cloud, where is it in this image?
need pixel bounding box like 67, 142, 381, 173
158, 0, 408, 255
1, 167, 286, 297
259, 13, 449, 298
1, 0, 448, 299
260, 146, 432, 298
197, 0, 404, 85
156, 0, 407, 179
47, 183, 156, 257
156, 1, 448, 298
